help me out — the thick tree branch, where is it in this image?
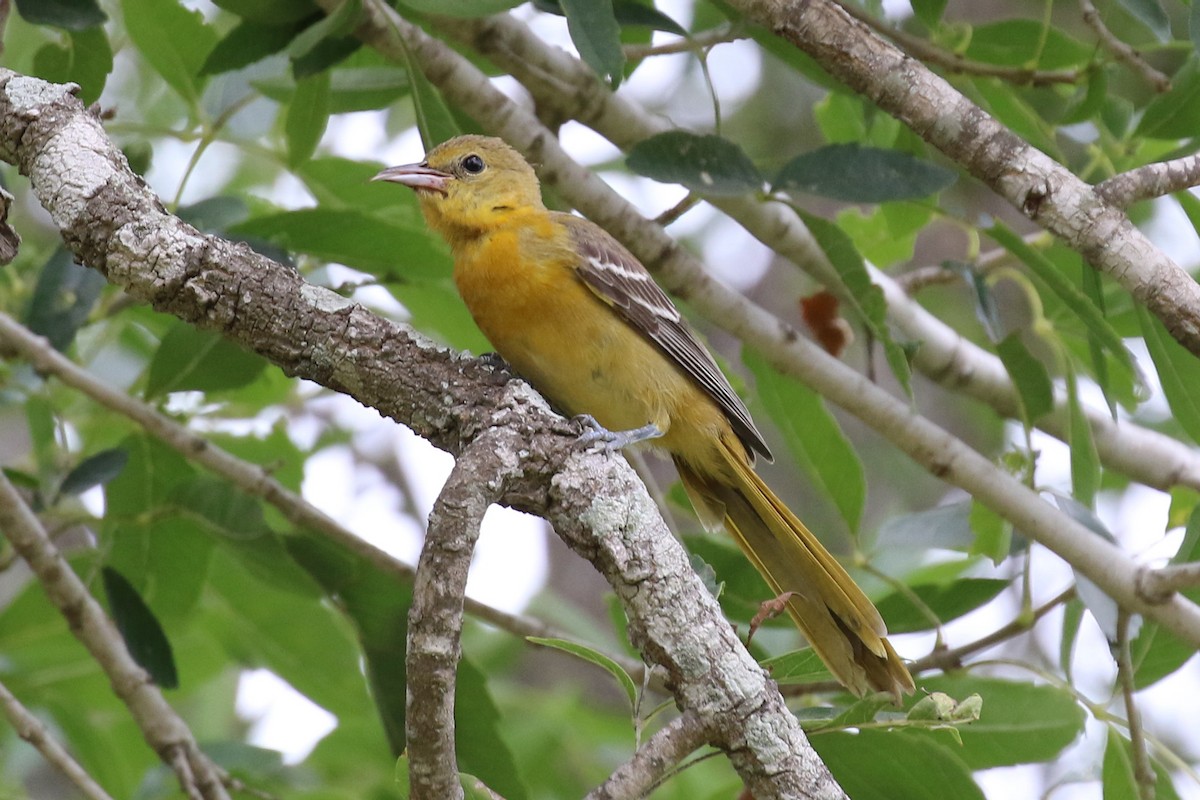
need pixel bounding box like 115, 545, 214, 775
0, 471, 229, 800
728, 0, 1200, 358
0, 69, 841, 798
320, 6, 1200, 642
0, 679, 116, 800
407, 431, 511, 800
0, 311, 657, 686
443, 10, 1200, 495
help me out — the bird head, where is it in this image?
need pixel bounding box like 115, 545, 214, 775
372, 135, 545, 241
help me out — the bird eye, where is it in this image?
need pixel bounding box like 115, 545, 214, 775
461, 154, 485, 174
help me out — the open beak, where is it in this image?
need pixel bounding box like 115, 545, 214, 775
371, 162, 453, 196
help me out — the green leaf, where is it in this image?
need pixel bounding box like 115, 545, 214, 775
200, 16, 313, 76
875, 578, 1009, 634
969, 499, 1011, 564
812, 729, 984, 800
1102, 727, 1182, 800
910, 0, 948, 28
1136, 304, 1200, 445
996, 333, 1054, 425
14, 0, 106, 30
254, 66, 413, 114
121, 0, 217, 105
772, 144, 956, 203
759, 648, 832, 685
626, 131, 764, 196
172, 477, 272, 540
528, 637, 637, 709
911, 674, 1084, 768
559, 0, 625, 87
988, 224, 1138, 391
144, 323, 269, 399
24, 247, 106, 351
101, 566, 179, 689
964, 20, 1092, 69
744, 347, 865, 532
1054, 494, 1123, 641
286, 71, 331, 167
796, 211, 914, 397
286, 0, 360, 63
1065, 366, 1100, 507
1116, 0, 1170, 41
1192, 1, 1200, 55
946, 261, 1002, 341
876, 502, 973, 551
60, 449, 129, 497
212, 0, 317, 24
1137, 57, 1200, 139
397, 0, 523, 16
396, 44, 461, 150
31, 27, 113, 104
229, 208, 451, 279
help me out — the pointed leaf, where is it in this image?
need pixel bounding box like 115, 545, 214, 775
528, 637, 637, 709
14, 0, 106, 30
875, 578, 1009, 634
101, 566, 179, 688
200, 16, 312, 75
626, 131, 764, 196
745, 347, 865, 532
760, 648, 833, 685
1066, 365, 1100, 507
144, 323, 268, 399
773, 144, 955, 203
60, 449, 129, 497
1136, 304, 1200, 445
559, 0, 625, 87
24, 247, 106, 351
286, 71, 331, 167
1116, 0, 1170, 41
797, 210, 914, 397
121, 0, 217, 104
996, 333, 1054, 425
1136, 57, 1200, 139
812, 729, 984, 800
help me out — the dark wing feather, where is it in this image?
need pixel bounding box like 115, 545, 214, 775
560, 214, 772, 462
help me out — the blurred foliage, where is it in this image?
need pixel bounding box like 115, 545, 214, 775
2, 0, 1200, 798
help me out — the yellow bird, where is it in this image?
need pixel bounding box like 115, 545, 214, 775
374, 135, 914, 699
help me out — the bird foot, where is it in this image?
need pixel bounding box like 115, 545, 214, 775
574, 415, 663, 454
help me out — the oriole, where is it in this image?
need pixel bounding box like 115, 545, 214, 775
374, 135, 914, 699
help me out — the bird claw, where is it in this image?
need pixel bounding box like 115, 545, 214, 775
574, 415, 663, 454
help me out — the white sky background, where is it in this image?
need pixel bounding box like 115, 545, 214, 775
132, 1, 1200, 796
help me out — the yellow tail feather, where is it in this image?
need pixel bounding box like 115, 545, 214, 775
675, 440, 914, 701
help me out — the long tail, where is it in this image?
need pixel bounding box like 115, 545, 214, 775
674, 440, 914, 700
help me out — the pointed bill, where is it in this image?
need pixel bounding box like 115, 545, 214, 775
371, 163, 453, 196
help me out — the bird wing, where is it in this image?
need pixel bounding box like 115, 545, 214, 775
559, 213, 772, 462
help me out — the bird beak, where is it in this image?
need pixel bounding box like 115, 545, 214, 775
371, 163, 453, 196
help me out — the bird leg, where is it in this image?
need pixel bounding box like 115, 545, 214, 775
574, 414, 663, 453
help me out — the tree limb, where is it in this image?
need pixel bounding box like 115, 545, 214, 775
0, 471, 229, 800
0, 678, 116, 800
407, 431, 511, 800
442, 9, 1200, 495
0, 68, 843, 799
314, 7, 1200, 641
728, 0, 1200, 359
1096, 154, 1200, 208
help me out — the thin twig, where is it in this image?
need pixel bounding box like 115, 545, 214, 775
0, 679, 116, 800
1078, 0, 1171, 92
623, 25, 743, 60
1096, 154, 1200, 208
1115, 609, 1156, 800
0, 472, 230, 800
585, 711, 711, 800
0, 313, 659, 689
